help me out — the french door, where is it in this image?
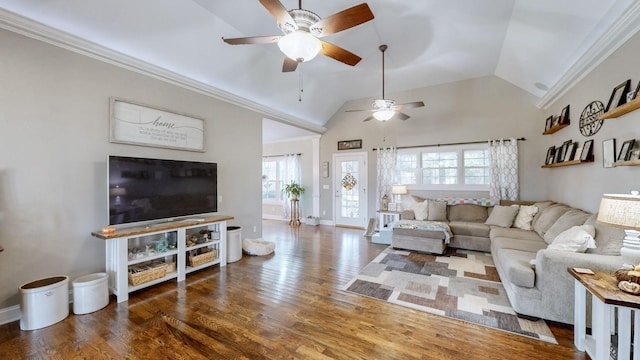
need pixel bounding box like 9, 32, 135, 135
333, 152, 367, 228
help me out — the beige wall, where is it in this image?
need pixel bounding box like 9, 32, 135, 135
0, 29, 263, 308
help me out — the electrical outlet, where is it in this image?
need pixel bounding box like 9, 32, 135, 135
218, 195, 223, 203
322, 210, 326, 215
253, 226, 256, 232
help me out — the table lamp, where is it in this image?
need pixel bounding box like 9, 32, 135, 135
391, 185, 408, 211
597, 192, 640, 268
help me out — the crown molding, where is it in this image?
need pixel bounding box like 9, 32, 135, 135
536, 2, 640, 109
0, 9, 326, 134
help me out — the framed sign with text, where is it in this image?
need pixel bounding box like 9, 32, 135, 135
337, 139, 362, 150
110, 97, 205, 152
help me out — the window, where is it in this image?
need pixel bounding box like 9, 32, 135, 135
262, 157, 284, 202
397, 144, 489, 190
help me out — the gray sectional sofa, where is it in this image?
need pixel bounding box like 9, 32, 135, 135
396, 200, 625, 325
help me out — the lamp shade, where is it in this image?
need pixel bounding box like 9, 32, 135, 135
277, 31, 322, 62
597, 193, 640, 229
391, 185, 408, 195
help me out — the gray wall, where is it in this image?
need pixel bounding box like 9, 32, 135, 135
0, 29, 263, 308
262, 137, 317, 220
319, 76, 546, 224
541, 31, 640, 212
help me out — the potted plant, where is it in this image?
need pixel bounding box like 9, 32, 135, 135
283, 180, 305, 200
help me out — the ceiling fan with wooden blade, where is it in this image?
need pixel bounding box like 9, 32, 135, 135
222, 0, 374, 72
346, 44, 425, 121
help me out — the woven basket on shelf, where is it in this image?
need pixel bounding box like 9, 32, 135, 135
128, 262, 168, 286
188, 250, 217, 267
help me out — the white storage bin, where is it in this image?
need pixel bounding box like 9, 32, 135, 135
72, 272, 109, 315
20, 276, 69, 330
227, 226, 242, 263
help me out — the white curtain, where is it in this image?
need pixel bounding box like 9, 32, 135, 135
488, 138, 519, 203
376, 147, 397, 209
282, 153, 301, 218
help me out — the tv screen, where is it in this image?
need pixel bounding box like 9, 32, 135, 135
108, 155, 217, 225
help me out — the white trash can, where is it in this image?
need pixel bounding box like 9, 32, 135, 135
20, 276, 69, 331
72, 272, 109, 315
227, 226, 242, 263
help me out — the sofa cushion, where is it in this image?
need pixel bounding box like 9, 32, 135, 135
449, 221, 491, 238
495, 249, 536, 288
491, 236, 547, 253
484, 205, 519, 227
585, 213, 625, 255
547, 225, 596, 252
447, 204, 489, 222
532, 204, 571, 239
530, 201, 555, 229
411, 200, 429, 221
490, 227, 544, 242
427, 200, 448, 221
513, 205, 539, 230
543, 209, 591, 244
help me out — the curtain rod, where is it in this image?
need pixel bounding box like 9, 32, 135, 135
373, 137, 526, 150
263, 153, 302, 158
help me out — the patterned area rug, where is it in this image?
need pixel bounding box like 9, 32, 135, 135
343, 247, 557, 343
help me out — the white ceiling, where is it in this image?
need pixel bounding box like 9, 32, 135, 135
0, 0, 637, 140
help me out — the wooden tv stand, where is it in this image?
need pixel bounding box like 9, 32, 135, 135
91, 215, 233, 303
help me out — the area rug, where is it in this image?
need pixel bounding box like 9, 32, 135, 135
343, 247, 557, 343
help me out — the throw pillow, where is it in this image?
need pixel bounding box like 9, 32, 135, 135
484, 205, 519, 228
547, 225, 596, 253
411, 200, 429, 221
427, 200, 447, 221
513, 205, 539, 230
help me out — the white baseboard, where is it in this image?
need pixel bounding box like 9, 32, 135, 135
0, 305, 21, 325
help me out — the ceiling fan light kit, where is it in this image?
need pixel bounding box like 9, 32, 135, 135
277, 31, 322, 62
372, 99, 396, 121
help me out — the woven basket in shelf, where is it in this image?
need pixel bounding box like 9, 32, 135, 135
165, 261, 176, 275
128, 262, 168, 286
188, 250, 217, 267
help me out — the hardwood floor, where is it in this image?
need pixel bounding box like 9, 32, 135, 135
0, 220, 586, 359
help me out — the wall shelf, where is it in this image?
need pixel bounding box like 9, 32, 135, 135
600, 97, 640, 120
541, 159, 594, 168
614, 159, 640, 167
543, 123, 570, 135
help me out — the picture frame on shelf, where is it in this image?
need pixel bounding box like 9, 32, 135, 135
580, 140, 594, 161
617, 139, 636, 161
545, 146, 556, 165
559, 105, 570, 125
633, 81, 640, 101
545, 116, 553, 131
602, 138, 616, 168
563, 142, 577, 162
605, 79, 631, 112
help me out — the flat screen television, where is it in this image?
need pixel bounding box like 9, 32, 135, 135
108, 155, 217, 226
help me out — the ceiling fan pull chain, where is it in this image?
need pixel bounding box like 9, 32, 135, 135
298, 61, 304, 102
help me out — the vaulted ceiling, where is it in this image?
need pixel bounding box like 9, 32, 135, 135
0, 0, 638, 140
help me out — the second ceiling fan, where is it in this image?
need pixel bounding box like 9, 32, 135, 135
347, 44, 425, 121
222, 0, 374, 72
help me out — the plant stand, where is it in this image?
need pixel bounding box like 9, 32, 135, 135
289, 199, 301, 227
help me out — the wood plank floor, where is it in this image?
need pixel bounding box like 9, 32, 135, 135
0, 220, 587, 359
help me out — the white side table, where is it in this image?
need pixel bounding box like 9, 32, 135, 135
569, 268, 640, 360
371, 210, 401, 244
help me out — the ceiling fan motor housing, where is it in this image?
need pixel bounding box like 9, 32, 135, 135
373, 99, 396, 111
279, 9, 321, 34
